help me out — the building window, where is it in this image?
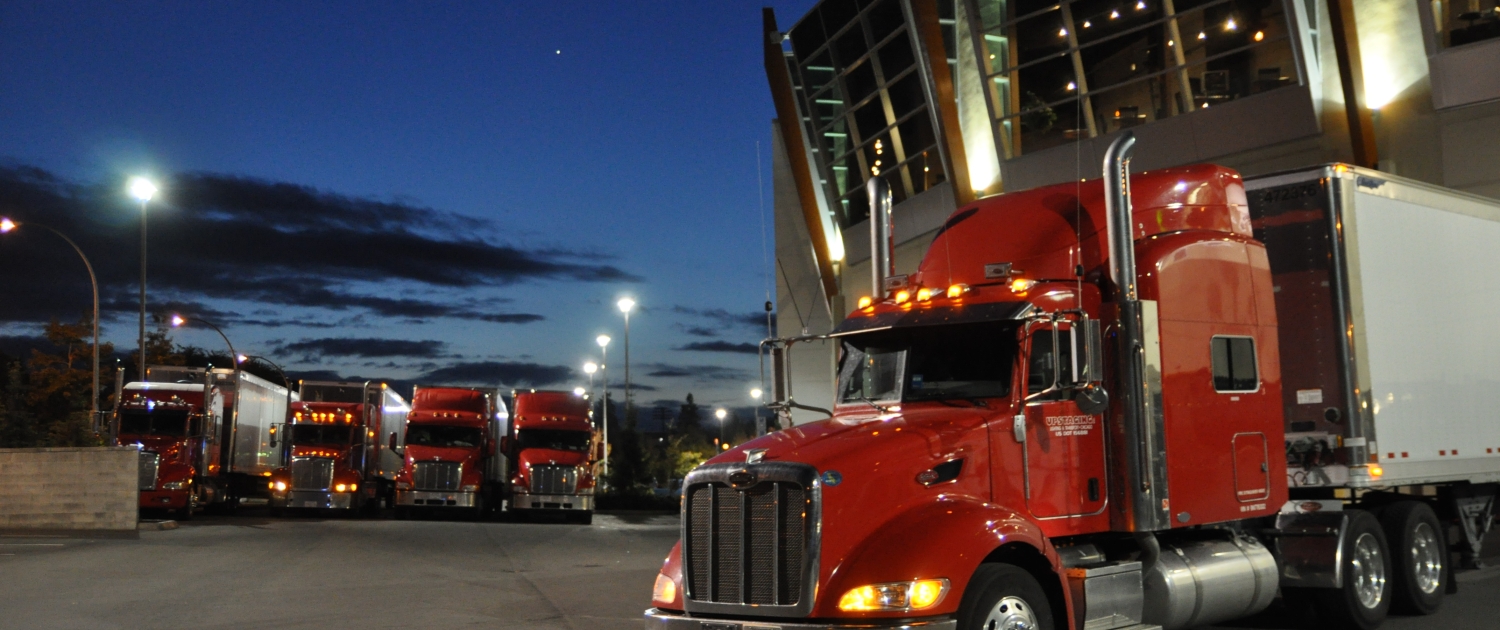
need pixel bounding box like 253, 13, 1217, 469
1210, 336, 1258, 392
785, 0, 949, 227
1429, 0, 1500, 48
970, 0, 1301, 157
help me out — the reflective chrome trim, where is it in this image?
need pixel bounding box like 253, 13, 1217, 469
642, 609, 956, 629
395, 490, 477, 508
138, 451, 160, 491
512, 493, 593, 511
283, 490, 353, 510
681, 461, 821, 619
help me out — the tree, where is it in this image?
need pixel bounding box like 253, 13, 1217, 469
23, 318, 108, 447
606, 402, 647, 492
0, 361, 36, 448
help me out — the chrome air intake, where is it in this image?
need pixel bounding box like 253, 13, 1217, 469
529, 464, 579, 494
680, 462, 820, 618
138, 451, 160, 491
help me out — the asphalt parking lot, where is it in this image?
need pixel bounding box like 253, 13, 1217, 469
2, 507, 1497, 630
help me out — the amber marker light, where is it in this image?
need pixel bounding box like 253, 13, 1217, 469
1370, 465, 1384, 478
838, 579, 950, 612
1011, 278, 1037, 293
916, 288, 933, 302
946, 284, 969, 299
335, 483, 348, 492
894, 290, 911, 304
858, 296, 874, 309
652, 574, 677, 604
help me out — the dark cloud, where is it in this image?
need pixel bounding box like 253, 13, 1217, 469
417, 361, 572, 387
676, 341, 760, 355
0, 335, 56, 358
0, 165, 638, 325
678, 325, 720, 338
642, 362, 751, 381
276, 337, 447, 359
671, 306, 773, 335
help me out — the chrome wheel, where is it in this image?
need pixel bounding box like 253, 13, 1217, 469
1409, 522, 1443, 594
1351, 532, 1388, 609
983, 595, 1038, 630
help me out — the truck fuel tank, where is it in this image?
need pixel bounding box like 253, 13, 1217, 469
1142, 535, 1278, 630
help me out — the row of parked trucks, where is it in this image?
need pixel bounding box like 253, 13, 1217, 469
646, 143, 1500, 630
112, 374, 601, 523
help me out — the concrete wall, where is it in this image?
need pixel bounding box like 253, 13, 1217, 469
0, 447, 138, 531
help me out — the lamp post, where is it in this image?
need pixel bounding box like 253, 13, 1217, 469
715, 407, 728, 447
596, 334, 611, 481
171, 315, 237, 378
0, 218, 102, 430
238, 354, 290, 391
129, 177, 157, 380
616, 298, 635, 413
751, 387, 765, 436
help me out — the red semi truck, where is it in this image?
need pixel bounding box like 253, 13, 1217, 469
267, 381, 410, 515
393, 386, 507, 518
646, 136, 1500, 630
505, 389, 600, 524
114, 365, 289, 519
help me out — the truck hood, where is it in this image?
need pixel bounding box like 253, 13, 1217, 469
119, 435, 189, 461
709, 402, 996, 473
404, 444, 479, 466
517, 448, 589, 468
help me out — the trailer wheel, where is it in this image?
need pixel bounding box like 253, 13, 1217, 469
957, 563, 1054, 630
1378, 500, 1446, 615
1314, 510, 1391, 630
177, 493, 196, 522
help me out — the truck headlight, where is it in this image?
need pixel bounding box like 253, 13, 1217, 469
837, 578, 949, 612
461, 485, 478, 492
163, 481, 189, 490
335, 483, 348, 492
652, 573, 677, 606
273, 481, 287, 492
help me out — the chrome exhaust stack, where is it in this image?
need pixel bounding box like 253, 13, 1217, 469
1103, 131, 1171, 533
867, 177, 895, 297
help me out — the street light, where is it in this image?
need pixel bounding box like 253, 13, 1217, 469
573, 386, 586, 397
596, 334, 611, 482
0, 218, 104, 430
238, 354, 291, 391
715, 407, 728, 445
129, 177, 157, 381
616, 297, 635, 412
170, 314, 237, 378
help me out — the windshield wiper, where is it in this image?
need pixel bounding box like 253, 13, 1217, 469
855, 395, 887, 413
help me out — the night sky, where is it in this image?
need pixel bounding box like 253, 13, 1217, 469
0, 1, 817, 414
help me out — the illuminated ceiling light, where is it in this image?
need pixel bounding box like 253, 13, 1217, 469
1083, 20, 1092, 28
1110, 9, 1120, 19
1058, 28, 1068, 37
1168, 39, 1175, 47
1225, 18, 1237, 31
1136, 0, 1147, 9
1254, 30, 1265, 41
1066, 81, 1077, 91
1198, 31, 1207, 40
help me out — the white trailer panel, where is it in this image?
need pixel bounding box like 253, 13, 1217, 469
1247, 165, 1500, 488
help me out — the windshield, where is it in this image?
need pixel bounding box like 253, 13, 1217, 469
516, 429, 591, 453
407, 425, 484, 448
287, 425, 355, 445
300, 384, 364, 403
118, 409, 190, 436
838, 322, 1019, 404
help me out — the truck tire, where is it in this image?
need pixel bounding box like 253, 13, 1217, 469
177, 493, 196, 522
956, 563, 1054, 630
1378, 500, 1446, 615
1314, 510, 1392, 630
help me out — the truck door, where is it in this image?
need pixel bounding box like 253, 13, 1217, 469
1020, 324, 1108, 519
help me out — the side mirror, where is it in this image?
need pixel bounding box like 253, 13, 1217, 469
1071, 319, 1104, 386
268, 424, 278, 448
1075, 382, 1110, 415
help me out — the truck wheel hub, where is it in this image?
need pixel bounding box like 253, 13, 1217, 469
1351, 532, 1387, 608
984, 595, 1037, 630
1410, 522, 1443, 594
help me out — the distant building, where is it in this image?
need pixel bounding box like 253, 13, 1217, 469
765, 0, 1500, 423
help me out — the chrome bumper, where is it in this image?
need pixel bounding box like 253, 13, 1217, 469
512, 493, 593, 511
278, 490, 354, 509
642, 609, 956, 629
396, 490, 477, 508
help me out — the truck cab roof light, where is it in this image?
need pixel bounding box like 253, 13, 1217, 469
894, 290, 911, 304
1011, 278, 1036, 293
916, 288, 933, 302
857, 296, 874, 309
946, 284, 969, 299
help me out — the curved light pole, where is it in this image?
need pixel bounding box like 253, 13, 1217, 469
616, 297, 635, 413
170, 314, 236, 378
595, 334, 611, 482
0, 218, 102, 429
238, 354, 290, 391
129, 177, 157, 380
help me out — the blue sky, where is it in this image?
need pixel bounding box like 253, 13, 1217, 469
0, 0, 817, 412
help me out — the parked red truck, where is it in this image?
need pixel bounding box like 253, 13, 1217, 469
267, 380, 409, 515
505, 389, 600, 524
646, 136, 1500, 630
114, 365, 289, 519
393, 386, 507, 518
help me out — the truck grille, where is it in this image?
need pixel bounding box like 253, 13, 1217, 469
681, 462, 819, 617
138, 452, 160, 491
413, 461, 461, 491
530, 465, 578, 494
291, 458, 334, 491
